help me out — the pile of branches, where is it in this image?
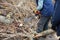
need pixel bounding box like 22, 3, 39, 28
0, 0, 39, 40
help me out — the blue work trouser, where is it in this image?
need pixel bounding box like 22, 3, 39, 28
36, 16, 51, 33
52, 1, 60, 36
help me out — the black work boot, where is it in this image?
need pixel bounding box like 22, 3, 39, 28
51, 26, 57, 32
59, 38, 60, 40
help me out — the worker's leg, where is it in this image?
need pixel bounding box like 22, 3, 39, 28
43, 17, 50, 30
52, 1, 60, 31
36, 16, 50, 33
